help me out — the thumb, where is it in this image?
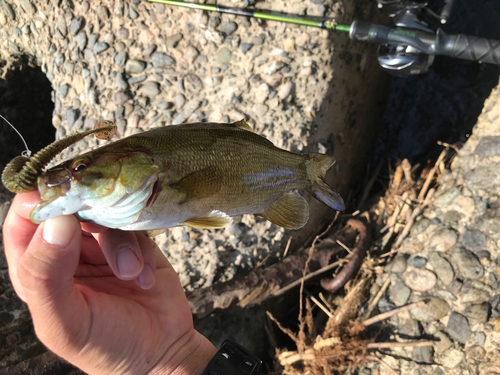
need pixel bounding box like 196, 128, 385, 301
18, 215, 88, 348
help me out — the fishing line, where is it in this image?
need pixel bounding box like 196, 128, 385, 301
0, 114, 32, 158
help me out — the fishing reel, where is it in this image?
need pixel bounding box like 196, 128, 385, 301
375, 0, 455, 76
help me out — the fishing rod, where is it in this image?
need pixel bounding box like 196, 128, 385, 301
148, 0, 500, 76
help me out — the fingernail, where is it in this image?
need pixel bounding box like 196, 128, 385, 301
116, 247, 142, 278
135, 264, 156, 290
43, 216, 75, 248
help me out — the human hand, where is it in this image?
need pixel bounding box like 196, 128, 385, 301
3, 191, 216, 375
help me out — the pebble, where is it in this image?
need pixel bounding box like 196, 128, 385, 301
463, 302, 490, 324
429, 228, 458, 252
413, 346, 433, 364
139, 81, 160, 97
461, 230, 487, 253
175, 93, 186, 109
152, 52, 176, 67
113, 91, 131, 105
143, 44, 157, 58
252, 103, 268, 117
433, 331, 452, 353
115, 73, 128, 90
117, 27, 129, 39
114, 51, 128, 67
241, 43, 253, 54
129, 6, 138, 19
70, 16, 83, 36
216, 48, 232, 64
429, 253, 454, 285
221, 22, 238, 36
172, 101, 201, 125
434, 187, 461, 207
158, 102, 174, 110
278, 81, 293, 100
447, 312, 471, 343
389, 274, 411, 306
166, 32, 183, 48
407, 255, 427, 268
439, 349, 464, 368
474, 136, 500, 157
459, 285, 490, 304
265, 61, 285, 75
93, 42, 109, 54
185, 46, 199, 63
385, 254, 407, 273
56, 84, 69, 99
125, 59, 146, 74
76, 30, 87, 50
450, 246, 484, 280
403, 268, 437, 292
66, 108, 79, 127
466, 345, 486, 362
471, 331, 486, 345
464, 162, 500, 190
411, 297, 450, 322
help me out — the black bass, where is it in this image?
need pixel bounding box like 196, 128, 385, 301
2, 120, 344, 231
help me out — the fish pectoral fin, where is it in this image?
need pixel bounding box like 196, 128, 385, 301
172, 166, 223, 202
183, 210, 232, 229
258, 191, 309, 230
226, 119, 253, 132
145, 229, 167, 237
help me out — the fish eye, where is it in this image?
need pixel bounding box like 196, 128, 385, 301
74, 163, 87, 172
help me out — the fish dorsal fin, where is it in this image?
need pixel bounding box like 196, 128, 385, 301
146, 229, 167, 237
172, 166, 223, 202
227, 119, 253, 132
183, 210, 232, 229
258, 191, 309, 230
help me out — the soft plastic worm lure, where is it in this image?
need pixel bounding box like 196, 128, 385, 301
2, 120, 117, 193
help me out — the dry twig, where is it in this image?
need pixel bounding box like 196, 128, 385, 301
363, 300, 427, 326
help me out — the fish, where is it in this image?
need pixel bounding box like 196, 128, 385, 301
2, 120, 344, 231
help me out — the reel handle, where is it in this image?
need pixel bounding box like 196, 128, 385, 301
438, 34, 500, 64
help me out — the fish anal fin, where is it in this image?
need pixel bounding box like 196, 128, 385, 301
146, 229, 167, 237
259, 191, 309, 230
172, 166, 223, 202
183, 210, 232, 229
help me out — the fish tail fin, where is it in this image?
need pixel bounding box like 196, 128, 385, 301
305, 154, 345, 211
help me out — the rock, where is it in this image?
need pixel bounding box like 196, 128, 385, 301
463, 302, 490, 323
295, 33, 310, 47
265, 61, 285, 75
115, 73, 128, 90
434, 187, 461, 207
471, 331, 486, 345
175, 94, 186, 109
447, 312, 471, 343
252, 34, 264, 46
452, 196, 475, 215
143, 44, 157, 58
428, 253, 454, 285
389, 274, 411, 306
76, 30, 87, 50
461, 229, 487, 253
184, 74, 203, 95
439, 349, 464, 368
93, 42, 109, 54
125, 59, 146, 74
114, 51, 128, 67
450, 245, 484, 280
216, 48, 232, 64
129, 6, 139, 19
66, 108, 79, 127
411, 297, 450, 322
96, 5, 109, 21
466, 345, 486, 363
407, 255, 427, 268
158, 102, 174, 110
19, 0, 36, 15
474, 136, 500, 157
185, 46, 199, 63
241, 43, 253, 54
172, 101, 201, 125
442, 210, 462, 226
221, 22, 238, 36
117, 27, 129, 39
464, 162, 500, 190
433, 331, 452, 353
476, 209, 500, 239
56, 84, 69, 99
458, 285, 490, 304
70, 16, 83, 36
128, 75, 146, 85
252, 103, 268, 117
139, 81, 160, 97
283, 38, 295, 52
278, 81, 293, 100
413, 346, 433, 364
385, 254, 407, 273
166, 32, 183, 48
429, 228, 458, 252
208, 15, 221, 30
152, 52, 176, 67
113, 91, 131, 105
410, 217, 431, 236
403, 268, 437, 292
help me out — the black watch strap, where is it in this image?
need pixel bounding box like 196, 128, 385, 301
201, 339, 262, 375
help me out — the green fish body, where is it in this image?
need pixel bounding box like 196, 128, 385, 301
30, 121, 344, 231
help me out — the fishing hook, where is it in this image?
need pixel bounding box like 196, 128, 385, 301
45, 166, 73, 187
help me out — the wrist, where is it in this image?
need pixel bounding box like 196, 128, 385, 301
149, 330, 217, 375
